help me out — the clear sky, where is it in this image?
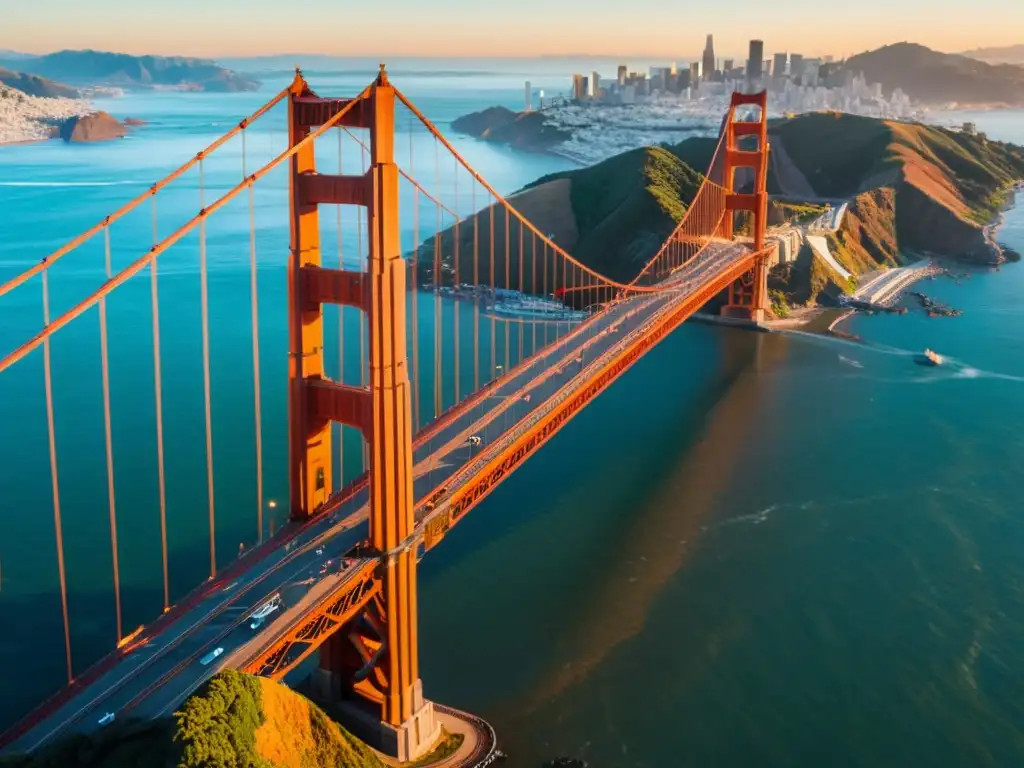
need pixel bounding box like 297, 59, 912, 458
5, 0, 1022, 59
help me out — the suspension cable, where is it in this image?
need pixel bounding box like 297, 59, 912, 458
99, 225, 122, 643
0, 89, 291, 300
198, 158, 216, 579
0, 87, 372, 375
245, 128, 264, 544
410, 116, 420, 432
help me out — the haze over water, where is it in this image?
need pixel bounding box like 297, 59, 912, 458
2, 64, 1024, 766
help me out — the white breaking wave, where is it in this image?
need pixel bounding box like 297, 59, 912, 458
0, 181, 144, 188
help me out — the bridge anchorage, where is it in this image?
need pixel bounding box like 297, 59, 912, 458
0, 64, 772, 764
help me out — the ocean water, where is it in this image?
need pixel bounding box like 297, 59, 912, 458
2, 68, 1024, 767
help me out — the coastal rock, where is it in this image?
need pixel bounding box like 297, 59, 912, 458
122, 117, 147, 127
59, 111, 126, 143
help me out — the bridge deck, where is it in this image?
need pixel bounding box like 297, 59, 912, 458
4, 241, 751, 755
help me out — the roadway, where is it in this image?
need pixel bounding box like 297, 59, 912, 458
3, 240, 751, 756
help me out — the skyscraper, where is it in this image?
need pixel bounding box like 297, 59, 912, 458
773, 52, 788, 81
617, 64, 627, 86
747, 39, 764, 81
702, 34, 716, 81
572, 74, 588, 100
591, 71, 601, 98
524, 81, 532, 112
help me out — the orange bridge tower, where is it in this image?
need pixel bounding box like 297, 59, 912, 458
285, 67, 438, 761
719, 90, 773, 322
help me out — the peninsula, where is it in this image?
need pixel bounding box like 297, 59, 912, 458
420, 112, 1024, 317
0, 50, 259, 93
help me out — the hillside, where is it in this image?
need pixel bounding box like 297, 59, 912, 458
420, 112, 1023, 310
0, 50, 259, 92
452, 105, 571, 151
842, 43, 1024, 106
414, 144, 706, 288
0, 671, 384, 768
0, 68, 79, 98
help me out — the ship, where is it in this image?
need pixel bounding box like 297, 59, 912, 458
916, 349, 944, 367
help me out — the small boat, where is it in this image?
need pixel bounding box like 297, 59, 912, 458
917, 349, 944, 367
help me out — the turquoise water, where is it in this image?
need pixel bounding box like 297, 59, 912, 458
3, 68, 1024, 766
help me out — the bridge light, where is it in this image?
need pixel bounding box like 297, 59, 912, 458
268, 500, 277, 509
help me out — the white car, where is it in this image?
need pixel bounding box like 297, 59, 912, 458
98, 712, 115, 727
249, 595, 282, 630
199, 647, 224, 666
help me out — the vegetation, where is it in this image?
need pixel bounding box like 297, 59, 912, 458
406, 729, 464, 768
1, 672, 385, 768
768, 289, 790, 318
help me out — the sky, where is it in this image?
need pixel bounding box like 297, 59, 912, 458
4, 0, 1022, 60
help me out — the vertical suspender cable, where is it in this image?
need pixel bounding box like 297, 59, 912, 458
151, 194, 169, 612
518, 221, 524, 364
472, 182, 479, 393
412, 187, 420, 431
489, 199, 495, 379
245, 129, 264, 544
358, 143, 367, 470
531, 231, 537, 354
504, 208, 510, 372
198, 157, 216, 579
337, 127, 345, 477
43, 269, 73, 684
409, 119, 420, 432
452, 154, 460, 405
99, 226, 122, 643
433, 136, 442, 417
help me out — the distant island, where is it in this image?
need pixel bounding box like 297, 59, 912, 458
961, 44, 1024, 66
0, 50, 259, 93
422, 111, 1023, 319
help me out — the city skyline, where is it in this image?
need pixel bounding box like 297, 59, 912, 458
3, 0, 1021, 59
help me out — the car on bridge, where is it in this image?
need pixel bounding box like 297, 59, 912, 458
249, 594, 283, 630
199, 647, 224, 666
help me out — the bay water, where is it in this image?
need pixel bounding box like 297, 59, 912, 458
1, 65, 1023, 767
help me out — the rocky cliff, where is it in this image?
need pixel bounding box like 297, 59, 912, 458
58, 112, 126, 143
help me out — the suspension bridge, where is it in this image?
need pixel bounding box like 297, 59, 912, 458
0, 66, 774, 762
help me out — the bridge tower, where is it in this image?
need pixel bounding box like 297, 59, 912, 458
720, 90, 773, 322
286, 67, 438, 760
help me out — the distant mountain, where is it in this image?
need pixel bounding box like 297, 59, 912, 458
961, 44, 1024, 65
0, 50, 260, 92
0, 49, 32, 60
0, 67, 79, 98
842, 43, 1024, 106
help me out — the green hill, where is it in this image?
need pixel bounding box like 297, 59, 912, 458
415, 143, 709, 289
0, 671, 384, 768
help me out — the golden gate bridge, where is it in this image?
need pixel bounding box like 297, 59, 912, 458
0, 66, 773, 763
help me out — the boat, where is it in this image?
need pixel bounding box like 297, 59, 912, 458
916, 349, 944, 367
